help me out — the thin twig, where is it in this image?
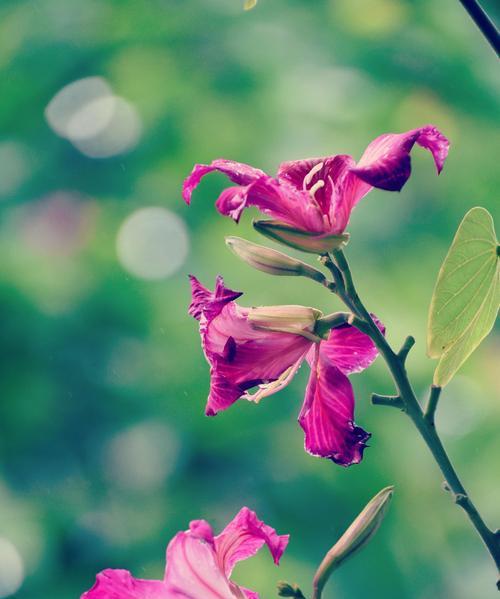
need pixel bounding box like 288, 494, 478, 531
371, 393, 405, 411
424, 385, 442, 426
398, 336, 416, 364
459, 0, 500, 55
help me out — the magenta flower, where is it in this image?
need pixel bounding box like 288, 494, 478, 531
81, 507, 289, 599
189, 275, 384, 466
183, 126, 449, 240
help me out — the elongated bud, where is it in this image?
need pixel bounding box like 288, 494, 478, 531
248, 305, 322, 341
244, 0, 257, 9
312, 486, 394, 599
277, 581, 306, 598
226, 236, 326, 283
253, 219, 350, 255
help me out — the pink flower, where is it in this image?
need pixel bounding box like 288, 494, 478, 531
183, 126, 449, 237
81, 507, 289, 599
190, 275, 384, 466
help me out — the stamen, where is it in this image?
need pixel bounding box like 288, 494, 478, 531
303, 162, 324, 190
309, 179, 325, 197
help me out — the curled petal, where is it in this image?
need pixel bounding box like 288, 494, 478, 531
81, 569, 170, 599
215, 185, 254, 222
299, 346, 370, 466
182, 159, 266, 205
189, 275, 242, 321
352, 125, 450, 192
164, 533, 236, 599
321, 316, 385, 375
215, 507, 289, 577
188, 519, 215, 545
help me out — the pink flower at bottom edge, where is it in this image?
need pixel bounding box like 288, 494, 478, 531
81, 507, 289, 599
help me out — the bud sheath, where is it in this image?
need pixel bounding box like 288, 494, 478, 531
253, 219, 349, 254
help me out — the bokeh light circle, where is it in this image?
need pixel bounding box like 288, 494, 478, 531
103, 421, 180, 491
0, 538, 24, 598
45, 76, 142, 158
44, 77, 112, 138
116, 207, 189, 280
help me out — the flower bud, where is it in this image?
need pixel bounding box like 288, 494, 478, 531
253, 219, 350, 255
313, 486, 394, 598
244, 0, 257, 9
225, 236, 326, 283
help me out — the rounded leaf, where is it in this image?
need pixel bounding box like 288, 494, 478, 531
427, 207, 499, 386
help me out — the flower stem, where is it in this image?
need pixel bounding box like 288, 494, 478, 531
329, 249, 500, 587
459, 0, 500, 55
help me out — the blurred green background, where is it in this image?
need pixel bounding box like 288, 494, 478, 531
0, 0, 499, 597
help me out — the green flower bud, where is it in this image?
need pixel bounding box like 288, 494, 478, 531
253, 219, 349, 255
225, 236, 326, 283
244, 0, 257, 9
312, 486, 394, 599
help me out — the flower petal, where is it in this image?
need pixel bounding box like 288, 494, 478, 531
204, 302, 312, 415
221, 177, 325, 233
182, 159, 266, 205
189, 275, 242, 321
352, 125, 450, 192
277, 158, 324, 190
324, 155, 373, 234
321, 317, 385, 375
299, 346, 370, 466
81, 569, 170, 599
188, 519, 215, 545
164, 532, 236, 599
214, 507, 289, 577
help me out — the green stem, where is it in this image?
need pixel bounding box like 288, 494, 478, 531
424, 385, 442, 426
330, 249, 500, 586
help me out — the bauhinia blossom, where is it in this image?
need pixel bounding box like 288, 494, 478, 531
81, 507, 289, 599
182, 126, 449, 240
189, 275, 384, 466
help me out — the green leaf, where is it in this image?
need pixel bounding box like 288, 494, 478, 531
427, 207, 499, 387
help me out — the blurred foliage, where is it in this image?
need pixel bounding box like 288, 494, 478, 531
0, 1, 499, 598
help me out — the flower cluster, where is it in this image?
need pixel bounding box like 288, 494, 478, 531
185, 125, 449, 466
80, 126, 449, 596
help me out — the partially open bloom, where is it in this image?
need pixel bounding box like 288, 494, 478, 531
190, 275, 384, 466
183, 126, 449, 245
81, 507, 289, 599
